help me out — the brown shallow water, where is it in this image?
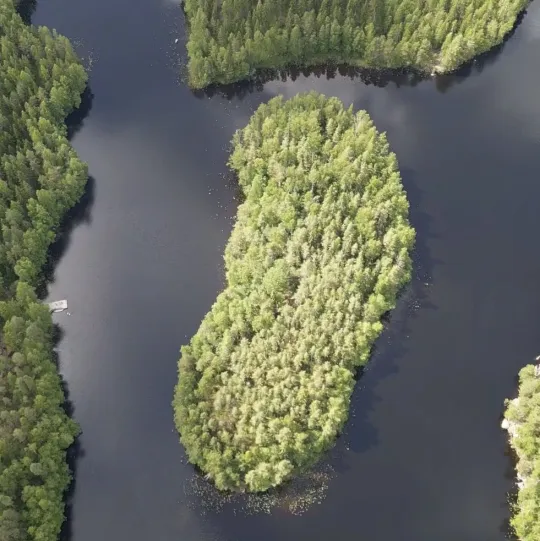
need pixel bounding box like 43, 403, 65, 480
30, 0, 540, 539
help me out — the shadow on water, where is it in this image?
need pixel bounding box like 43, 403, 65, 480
39, 175, 95, 297
60, 438, 85, 541
192, 65, 426, 102
189, 6, 528, 101
49, 325, 86, 541
67, 86, 94, 140
501, 441, 519, 541
38, 85, 95, 297
331, 168, 439, 469
16, 0, 37, 24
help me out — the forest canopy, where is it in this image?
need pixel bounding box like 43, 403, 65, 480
504, 365, 540, 541
174, 93, 415, 492
0, 1, 87, 539
183, 0, 529, 87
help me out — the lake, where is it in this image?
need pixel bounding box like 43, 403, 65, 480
32, 0, 540, 539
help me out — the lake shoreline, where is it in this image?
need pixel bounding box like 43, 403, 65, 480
502, 363, 540, 541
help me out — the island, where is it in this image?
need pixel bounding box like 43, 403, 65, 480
183, 0, 529, 88
174, 92, 415, 492
0, 1, 87, 540
502, 363, 540, 541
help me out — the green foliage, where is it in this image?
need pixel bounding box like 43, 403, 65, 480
174, 93, 415, 492
504, 365, 540, 541
0, 1, 87, 539
183, 0, 529, 87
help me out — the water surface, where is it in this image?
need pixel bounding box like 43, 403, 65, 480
32, 0, 540, 539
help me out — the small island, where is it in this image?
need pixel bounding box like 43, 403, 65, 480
183, 0, 529, 88
174, 92, 415, 492
0, 1, 87, 540
503, 363, 540, 541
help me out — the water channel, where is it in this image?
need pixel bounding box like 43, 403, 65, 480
32, 0, 540, 539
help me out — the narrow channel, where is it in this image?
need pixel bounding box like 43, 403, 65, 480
33, 0, 540, 539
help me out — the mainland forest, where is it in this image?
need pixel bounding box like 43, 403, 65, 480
183, 0, 529, 87
174, 93, 415, 492
0, 1, 87, 540
504, 366, 540, 541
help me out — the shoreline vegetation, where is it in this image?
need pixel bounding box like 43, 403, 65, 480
182, 0, 529, 88
503, 364, 540, 541
174, 93, 415, 492
0, 1, 88, 540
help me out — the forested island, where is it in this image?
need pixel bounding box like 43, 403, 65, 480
0, 1, 87, 539
503, 365, 540, 541
174, 93, 415, 492
183, 0, 529, 88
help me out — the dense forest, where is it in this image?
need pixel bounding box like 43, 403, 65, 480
183, 0, 529, 87
174, 93, 415, 492
504, 365, 540, 541
0, 1, 88, 540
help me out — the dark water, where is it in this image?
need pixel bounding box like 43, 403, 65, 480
31, 0, 540, 539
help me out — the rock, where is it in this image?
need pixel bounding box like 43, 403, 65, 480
501, 418, 510, 430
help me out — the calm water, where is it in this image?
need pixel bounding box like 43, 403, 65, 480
31, 0, 540, 539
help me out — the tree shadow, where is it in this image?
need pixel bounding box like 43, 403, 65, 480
60, 438, 85, 541
15, 0, 37, 24
38, 175, 95, 298
50, 326, 86, 541
38, 85, 95, 298
192, 65, 426, 102
330, 167, 440, 473
500, 439, 520, 540
67, 86, 94, 140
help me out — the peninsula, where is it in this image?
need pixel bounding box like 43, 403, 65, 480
183, 0, 529, 88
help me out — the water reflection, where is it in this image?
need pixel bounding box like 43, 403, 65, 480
193, 66, 425, 101
67, 86, 95, 140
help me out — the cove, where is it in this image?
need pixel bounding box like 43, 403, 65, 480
32, 0, 540, 539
